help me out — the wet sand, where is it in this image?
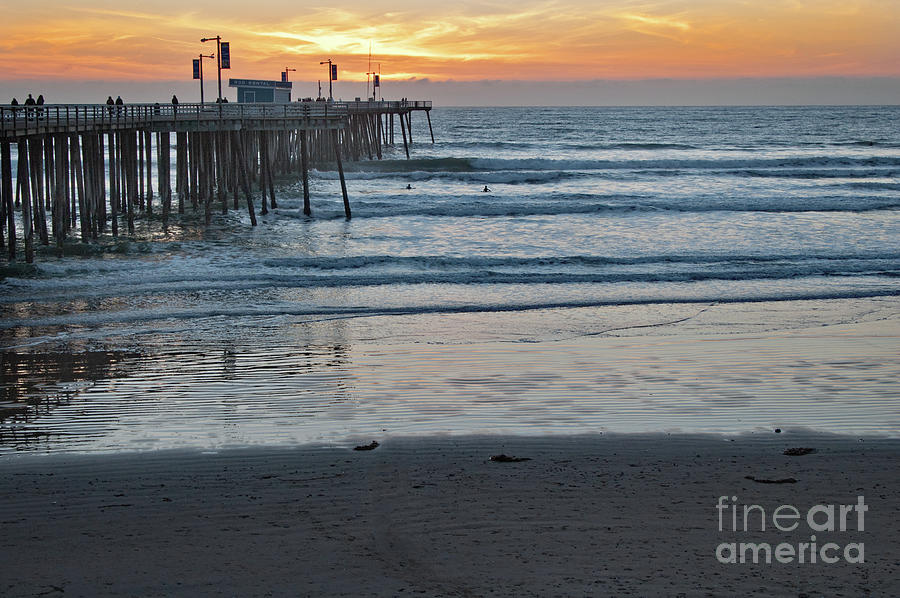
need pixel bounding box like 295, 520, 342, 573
2, 433, 898, 596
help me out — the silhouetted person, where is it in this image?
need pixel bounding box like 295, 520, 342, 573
482, 185, 491, 192
10, 98, 18, 105
115, 95, 123, 116
153, 102, 161, 115
35, 94, 44, 118
171, 94, 178, 116
24, 93, 35, 120
406, 184, 413, 190
106, 96, 114, 116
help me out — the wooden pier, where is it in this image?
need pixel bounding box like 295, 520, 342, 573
0, 99, 433, 263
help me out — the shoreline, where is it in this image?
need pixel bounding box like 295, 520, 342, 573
2, 433, 898, 596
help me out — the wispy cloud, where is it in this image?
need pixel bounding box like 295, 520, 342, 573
0, 0, 896, 82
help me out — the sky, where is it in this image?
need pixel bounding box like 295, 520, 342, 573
1, 0, 898, 105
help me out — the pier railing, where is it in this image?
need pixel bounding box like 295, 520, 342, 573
0, 102, 347, 139
0, 100, 432, 139
342, 100, 432, 112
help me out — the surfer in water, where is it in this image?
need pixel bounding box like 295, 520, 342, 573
482, 185, 491, 192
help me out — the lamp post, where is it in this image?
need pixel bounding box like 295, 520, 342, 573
200, 35, 223, 102
319, 59, 334, 101
367, 64, 381, 101
197, 53, 214, 103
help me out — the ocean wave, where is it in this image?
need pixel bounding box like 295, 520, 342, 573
4, 261, 898, 306
257, 253, 900, 270
467, 156, 900, 172
832, 140, 900, 148
835, 182, 900, 191
278, 195, 900, 218
2, 289, 898, 331
441, 141, 701, 151
336, 156, 900, 175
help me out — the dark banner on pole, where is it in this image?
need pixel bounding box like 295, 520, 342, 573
331, 64, 338, 81
193, 59, 201, 80
373, 74, 380, 87
220, 42, 231, 69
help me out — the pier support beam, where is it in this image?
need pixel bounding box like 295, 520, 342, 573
2, 142, 14, 260
301, 130, 311, 217
17, 139, 34, 263
332, 129, 351, 220
232, 131, 258, 226
399, 112, 410, 159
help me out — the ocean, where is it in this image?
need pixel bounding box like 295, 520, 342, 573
1, 105, 899, 453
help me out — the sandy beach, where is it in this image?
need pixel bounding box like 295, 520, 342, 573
2, 432, 897, 597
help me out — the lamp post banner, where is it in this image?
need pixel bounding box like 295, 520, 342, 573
193, 59, 201, 80
220, 42, 230, 69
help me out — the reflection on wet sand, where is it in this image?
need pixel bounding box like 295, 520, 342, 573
0, 340, 354, 454
0, 349, 143, 447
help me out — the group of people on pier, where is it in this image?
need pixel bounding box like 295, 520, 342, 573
8, 93, 45, 119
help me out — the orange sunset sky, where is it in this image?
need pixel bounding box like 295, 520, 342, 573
1, 0, 898, 104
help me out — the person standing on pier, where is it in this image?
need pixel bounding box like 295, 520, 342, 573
115, 95, 124, 116
106, 96, 114, 115
36, 94, 44, 119
171, 94, 178, 116
24, 93, 35, 120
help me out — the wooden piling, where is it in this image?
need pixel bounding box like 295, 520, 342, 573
300, 130, 311, 216
332, 129, 351, 219
399, 112, 410, 159
406, 110, 413, 144
232, 131, 258, 226
2, 142, 14, 260
17, 139, 34, 263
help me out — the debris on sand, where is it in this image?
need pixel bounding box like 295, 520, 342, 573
489, 454, 531, 463
745, 475, 797, 484
353, 441, 379, 451
783, 447, 816, 456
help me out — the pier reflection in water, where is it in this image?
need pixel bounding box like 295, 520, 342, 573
0, 336, 354, 454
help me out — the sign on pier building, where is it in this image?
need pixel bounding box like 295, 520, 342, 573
228, 78, 292, 103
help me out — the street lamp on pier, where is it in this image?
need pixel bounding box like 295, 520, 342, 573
319, 59, 335, 102
195, 53, 214, 103
200, 35, 229, 102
